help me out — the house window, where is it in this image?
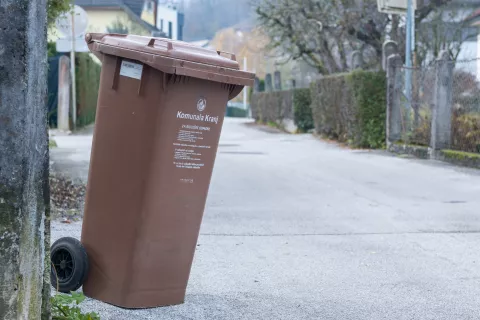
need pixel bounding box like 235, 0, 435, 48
178, 25, 183, 41
168, 21, 173, 39
160, 19, 163, 31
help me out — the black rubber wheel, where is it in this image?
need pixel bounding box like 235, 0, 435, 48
50, 237, 89, 293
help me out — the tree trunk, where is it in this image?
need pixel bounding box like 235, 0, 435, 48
0, 1, 50, 319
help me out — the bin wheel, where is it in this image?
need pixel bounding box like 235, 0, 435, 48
50, 237, 89, 293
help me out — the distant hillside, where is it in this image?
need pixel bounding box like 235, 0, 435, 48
183, 0, 254, 41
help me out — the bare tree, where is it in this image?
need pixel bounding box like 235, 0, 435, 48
183, 0, 253, 41
416, 1, 479, 66
107, 18, 130, 34
255, 0, 467, 74
107, 17, 152, 36
256, 0, 390, 74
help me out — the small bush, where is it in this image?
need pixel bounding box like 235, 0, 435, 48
410, 107, 432, 147
293, 88, 313, 132
267, 120, 280, 128
49, 138, 58, 149
452, 70, 480, 113
452, 112, 480, 153
51, 292, 100, 320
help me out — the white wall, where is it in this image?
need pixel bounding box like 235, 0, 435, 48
477, 33, 480, 81
455, 36, 478, 80
457, 39, 477, 61
156, 5, 178, 40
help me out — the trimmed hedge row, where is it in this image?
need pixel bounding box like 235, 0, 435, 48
249, 70, 478, 155
250, 70, 387, 148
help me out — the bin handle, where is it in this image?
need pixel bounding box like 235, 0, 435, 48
216, 50, 237, 62
147, 38, 173, 51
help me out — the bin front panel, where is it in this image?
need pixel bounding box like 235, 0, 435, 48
127, 76, 228, 300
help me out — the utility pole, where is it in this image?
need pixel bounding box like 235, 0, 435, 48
405, 0, 414, 113
71, 4, 77, 130
243, 56, 248, 110
0, 1, 50, 319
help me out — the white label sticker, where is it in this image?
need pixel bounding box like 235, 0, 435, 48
119, 60, 143, 80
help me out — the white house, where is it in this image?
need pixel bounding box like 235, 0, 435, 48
141, 0, 185, 41
407, 0, 480, 78
460, 5, 480, 79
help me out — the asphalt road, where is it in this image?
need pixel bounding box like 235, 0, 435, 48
51, 118, 480, 320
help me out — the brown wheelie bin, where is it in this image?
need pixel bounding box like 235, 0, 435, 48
49, 33, 255, 309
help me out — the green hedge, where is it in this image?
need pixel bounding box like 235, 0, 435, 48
293, 88, 313, 133
250, 71, 386, 148
226, 106, 248, 118
76, 53, 101, 127
347, 70, 386, 148
310, 70, 386, 148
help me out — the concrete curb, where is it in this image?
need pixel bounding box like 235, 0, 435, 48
437, 150, 480, 169
388, 143, 480, 169
387, 143, 429, 159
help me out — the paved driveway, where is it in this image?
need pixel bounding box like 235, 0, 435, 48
51, 118, 480, 320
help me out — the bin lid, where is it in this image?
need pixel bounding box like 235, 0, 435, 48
85, 33, 255, 87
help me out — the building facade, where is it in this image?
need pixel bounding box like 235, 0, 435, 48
141, 0, 185, 40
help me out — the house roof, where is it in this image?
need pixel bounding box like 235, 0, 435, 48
420, 0, 480, 5
75, 0, 164, 34
76, 0, 123, 9
122, 0, 145, 16
76, 0, 143, 15
464, 8, 480, 25
444, 0, 480, 24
